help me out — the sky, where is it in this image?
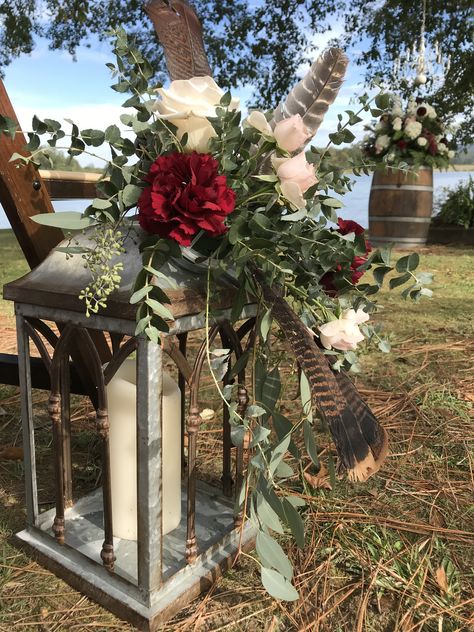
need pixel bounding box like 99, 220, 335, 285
2, 30, 372, 168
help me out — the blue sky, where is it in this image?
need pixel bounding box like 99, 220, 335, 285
3, 31, 372, 168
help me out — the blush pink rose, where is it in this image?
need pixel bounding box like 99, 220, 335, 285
318, 309, 369, 351
272, 152, 318, 208
273, 152, 318, 208
273, 114, 311, 152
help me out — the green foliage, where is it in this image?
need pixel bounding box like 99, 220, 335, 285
433, 176, 474, 229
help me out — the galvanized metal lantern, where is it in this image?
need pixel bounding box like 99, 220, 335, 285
4, 232, 256, 630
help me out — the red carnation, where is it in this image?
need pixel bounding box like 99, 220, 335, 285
320, 218, 372, 294
137, 152, 236, 246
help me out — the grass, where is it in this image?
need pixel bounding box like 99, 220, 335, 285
0, 231, 473, 631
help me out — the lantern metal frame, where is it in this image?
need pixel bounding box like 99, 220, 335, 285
7, 243, 257, 630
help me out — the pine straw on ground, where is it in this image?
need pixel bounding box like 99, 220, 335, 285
0, 248, 473, 631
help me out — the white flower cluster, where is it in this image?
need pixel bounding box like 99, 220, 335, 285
404, 119, 423, 139
375, 134, 391, 154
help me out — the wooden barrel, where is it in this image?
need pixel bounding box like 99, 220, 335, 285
368, 167, 433, 247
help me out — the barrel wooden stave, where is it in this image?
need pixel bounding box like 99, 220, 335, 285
368, 167, 433, 247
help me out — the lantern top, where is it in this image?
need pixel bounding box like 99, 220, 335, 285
3, 229, 242, 321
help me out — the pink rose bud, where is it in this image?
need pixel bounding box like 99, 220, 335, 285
273, 115, 311, 152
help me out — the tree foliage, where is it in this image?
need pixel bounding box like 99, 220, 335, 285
1, 0, 472, 144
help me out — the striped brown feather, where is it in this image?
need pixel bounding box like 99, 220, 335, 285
250, 267, 388, 481
272, 48, 348, 139
145, 0, 212, 81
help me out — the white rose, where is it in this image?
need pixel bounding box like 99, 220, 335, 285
387, 152, 396, 162
318, 309, 369, 352
427, 106, 437, 119
438, 142, 448, 153
448, 150, 455, 159
392, 117, 402, 131
404, 120, 422, 139
154, 76, 240, 153
246, 110, 272, 134
417, 137, 428, 147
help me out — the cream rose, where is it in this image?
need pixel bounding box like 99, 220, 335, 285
154, 76, 239, 153
272, 152, 318, 209
417, 137, 428, 147
318, 309, 369, 351
273, 115, 311, 152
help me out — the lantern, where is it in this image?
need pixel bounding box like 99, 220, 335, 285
4, 231, 256, 630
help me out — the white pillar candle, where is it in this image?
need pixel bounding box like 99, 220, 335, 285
106, 358, 182, 540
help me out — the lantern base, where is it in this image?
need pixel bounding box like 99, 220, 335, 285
15, 481, 256, 630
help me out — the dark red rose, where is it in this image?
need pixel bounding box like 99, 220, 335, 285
137, 152, 236, 246
320, 219, 372, 294
397, 140, 408, 150
416, 106, 427, 117
337, 218, 365, 236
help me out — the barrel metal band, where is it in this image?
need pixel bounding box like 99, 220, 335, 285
371, 185, 433, 192
370, 216, 432, 223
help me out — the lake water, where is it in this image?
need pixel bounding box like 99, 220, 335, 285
0, 170, 472, 230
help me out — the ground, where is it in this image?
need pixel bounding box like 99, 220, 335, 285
0, 230, 472, 631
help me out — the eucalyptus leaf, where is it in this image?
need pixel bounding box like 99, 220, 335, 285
32, 212, 98, 231
260, 568, 299, 601
256, 531, 293, 579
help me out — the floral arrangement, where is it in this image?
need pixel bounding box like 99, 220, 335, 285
1, 30, 434, 600
363, 95, 455, 169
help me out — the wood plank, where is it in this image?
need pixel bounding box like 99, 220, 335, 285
0, 353, 89, 394
0, 80, 64, 269
38, 170, 101, 200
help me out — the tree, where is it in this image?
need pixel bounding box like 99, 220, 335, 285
1, 1, 472, 145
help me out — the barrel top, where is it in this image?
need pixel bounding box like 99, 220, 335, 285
3, 229, 243, 322
372, 167, 433, 187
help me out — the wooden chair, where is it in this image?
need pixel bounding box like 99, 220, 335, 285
0, 80, 111, 397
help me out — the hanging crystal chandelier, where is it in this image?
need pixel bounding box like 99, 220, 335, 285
392, 0, 451, 90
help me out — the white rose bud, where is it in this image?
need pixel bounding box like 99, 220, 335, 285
318, 309, 369, 352
246, 110, 272, 134
154, 76, 240, 153
417, 137, 428, 147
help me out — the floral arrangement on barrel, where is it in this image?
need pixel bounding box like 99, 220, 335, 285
363, 95, 455, 169
0, 30, 433, 600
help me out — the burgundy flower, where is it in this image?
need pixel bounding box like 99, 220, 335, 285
320, 218, 372, 294
416, 106, 427, 117
137, 152, 236, 246
397, 140, 408, 150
